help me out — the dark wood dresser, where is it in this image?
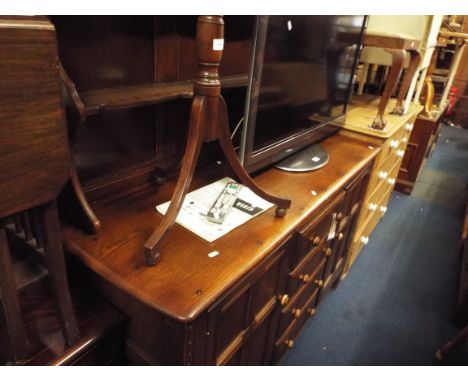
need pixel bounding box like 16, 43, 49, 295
396, 103, 448, 194
0, 15, 380, 365
62, 134, 379, 365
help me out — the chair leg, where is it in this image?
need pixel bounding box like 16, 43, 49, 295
392, 50, 421, 115
40, 201, 80, 347
371, 49, 405, 130
358, 63, 369, 95
0, 225, 30, 362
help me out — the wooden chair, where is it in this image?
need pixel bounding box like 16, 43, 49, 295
0, 16, 79, 363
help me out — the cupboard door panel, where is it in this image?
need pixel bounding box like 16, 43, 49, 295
254, 248, 286, 315
207, 243, 288, 365
240, 312, 275, 365
213, 284, 251, 360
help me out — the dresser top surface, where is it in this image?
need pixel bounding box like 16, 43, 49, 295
338, 95, 423, 139
62, 134, 379, 323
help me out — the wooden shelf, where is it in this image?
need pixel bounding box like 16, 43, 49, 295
82, 74, 249, 116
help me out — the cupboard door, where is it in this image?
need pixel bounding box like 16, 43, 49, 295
206, 243, 289, 365
211, 283, 252, 365
240, 311, 276, 365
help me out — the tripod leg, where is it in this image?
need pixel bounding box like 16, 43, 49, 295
435, 324, 468, 361
216, 97, 291, 217
392, 50, 421, 115
143, 97, 205, 265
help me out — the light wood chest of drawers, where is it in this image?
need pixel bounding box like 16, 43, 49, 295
337, 95, 423, 274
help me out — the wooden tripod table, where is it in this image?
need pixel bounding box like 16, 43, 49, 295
143, 16, 291, 265
363, 31, 421, 130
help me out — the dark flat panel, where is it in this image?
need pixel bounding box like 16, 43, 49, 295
74, 107, 155, 183
220, 16, 255, 77
52, 16, 155, 91
0, 18, 70, 217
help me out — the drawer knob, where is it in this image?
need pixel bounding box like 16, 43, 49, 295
360, 236, 369, 245
405, 123, 413, 132
380, 206, 388, 214
292, 308, 302, 319
337, 232, 344, 241
387, 178, 396, 185
299, 274, 312, 283
323, 247, 332, 257
279, 294, 290, 306
314, 279, 324, 288
336, 212, 344, 221
285, 339, 295, 349
368, 203, 377, 211
397, 150, 405, 158
310, 236, 321, 246
307, 308, 316, 317
379, 171, 388, 180
390, 139, 399, 148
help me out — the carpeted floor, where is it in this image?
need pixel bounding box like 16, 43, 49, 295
281, 124, 468, 365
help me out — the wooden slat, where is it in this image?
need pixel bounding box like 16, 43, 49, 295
81, 74, 249, 115
21, 212, 33, 242
40, 201, 80, 347
0, 226, 30, 361
13, 214, 23, 235
30, 208, 44, 249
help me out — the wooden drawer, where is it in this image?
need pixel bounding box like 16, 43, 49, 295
288, 242, 327, 297
280, 258, 325, 334
361, 166, 396, 225
295, 191, 346, 268
366, 153, 396, 198
350, 161, 398, 269
360, 189, 384, 229
352, 192, 389, 257
278, 281, 320, 337
273, 285, 319, 363
375, 122, 413, 167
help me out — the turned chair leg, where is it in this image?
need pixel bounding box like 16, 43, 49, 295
40, 201, 80, 347
0, 225, 30, 362
371, 49, 405, 130
392, 50, 421, 115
